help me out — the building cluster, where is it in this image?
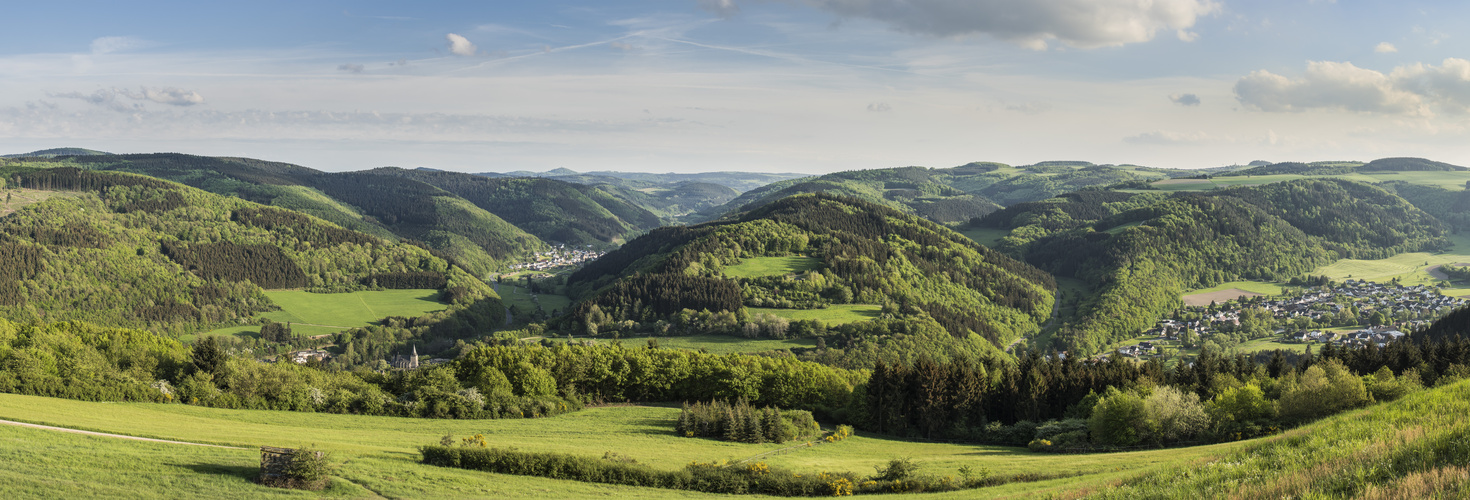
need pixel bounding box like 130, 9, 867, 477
1147, 280, 1464, 339
1286, 325, 1408, 348
285, 349, 332, 364
508, 245, 605, 272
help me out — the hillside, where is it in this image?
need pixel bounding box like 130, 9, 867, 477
694, 162, 1174, 224
486, 168, 807, 192
30, 153, 562, 276
566, 193, 1055, 350
980, 179, 1448, 354
3, 147, 110, 158
0, 166, 492, 335
371, 167, 662, 245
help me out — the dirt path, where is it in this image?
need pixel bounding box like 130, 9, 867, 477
0, 418, 246, 449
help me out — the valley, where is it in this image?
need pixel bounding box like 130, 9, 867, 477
5, 152, 1470, 498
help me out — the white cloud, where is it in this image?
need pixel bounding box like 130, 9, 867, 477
1170, 93, 1201, 106
90, 36, 149, 55
1392, 58, 1470, 114
1234, 61, 1425, 115
446, 33, 477, 56
1374, 42, 1398, 53
1123, 130, 1208, 145
1236, 59, 1470, 116
726, 0, 1220, 49
867, 102, 892, 112
119, 87, 204, 106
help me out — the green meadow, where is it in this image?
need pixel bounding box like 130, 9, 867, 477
748, 304, 883, 326
496, 283, 572, 314
0, 392, 1237, 499
199, 289, 448, 340
1183, 280, 1286, 296
722, 256, 822, 278
1314, 233, 1470, 291
957, 226, 1010, 248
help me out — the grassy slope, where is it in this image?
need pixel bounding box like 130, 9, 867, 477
495, 283, 573, 315
1083, 379, 1470, 498
1314, 232, 1470, 294
0, 392, 1232, 499
1183, 281, 1286, 296
200, 289, 447, 339
747, 305, 884, 326
722, 256, 823, 278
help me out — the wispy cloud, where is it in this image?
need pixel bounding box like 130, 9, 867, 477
1170, 93, 1201, 106
90, 36, 150, 55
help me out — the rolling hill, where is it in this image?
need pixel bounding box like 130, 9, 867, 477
979, 179, 1449, 354
693, 162, 1176, 224
566, 193, 1056, 350
0, 165, 492, 336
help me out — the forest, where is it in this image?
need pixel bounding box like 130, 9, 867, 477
0, 166, 492, 335
978, 179, 1449, 355
565, 193, 1055, 349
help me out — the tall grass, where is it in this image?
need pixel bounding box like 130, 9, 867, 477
1078, 379, 1470, 498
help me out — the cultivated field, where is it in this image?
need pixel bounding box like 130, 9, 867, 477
748, 304, 883, 326
1182, 289, 1265, 307
200, 289, 448, 340
722, 256, 822, 278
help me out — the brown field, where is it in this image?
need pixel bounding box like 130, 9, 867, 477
1182, 288, 1263, 306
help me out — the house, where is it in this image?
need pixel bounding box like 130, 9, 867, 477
289, 349, 332, 364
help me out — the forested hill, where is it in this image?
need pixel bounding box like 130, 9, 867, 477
981, 179, 1448, 355
14, 153, 602, 277
565, 193, 1055, 349
693, 162, 1174, 224
0, 167, 493, 336
368, 167, 662, 245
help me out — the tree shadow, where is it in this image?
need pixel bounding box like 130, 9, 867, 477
172, 462, 259, 481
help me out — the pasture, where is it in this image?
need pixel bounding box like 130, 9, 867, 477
748, 304, 883, 326
722, 256, 822, 278
1314, 233, 1470, 289
957, 226, 1010, 248
0, 392, 1243, 499
646, 335, 818, 354
495, 283, 572, 315
199, 289, 448, 340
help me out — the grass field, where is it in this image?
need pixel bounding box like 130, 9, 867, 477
495, 283, 572, 315
1150, 170, 1470, 193
747, 304, 882, 326
1314, 233, 1470, 291
957, 227, 1011, 248
722, 256, 821, 278
648, 335, 818, 354
198, 289, 448, 340
0, 188, 88, 217
1183, 281, 1284, 296
0, 393, 1241, 499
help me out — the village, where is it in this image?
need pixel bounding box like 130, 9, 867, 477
506, 244, 606, 272
1116, 279, 1466, 359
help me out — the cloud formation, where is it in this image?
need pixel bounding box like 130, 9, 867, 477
1123, 130, 1207, 145
1170, 93, 1201, 106
698, 0, 740, 17
50, 87, 204, 110
446, 33, 477, 56
867, 102, 892, 112
338, 63, 365, 73
718, 0, 1219, 49
90, 36, 148, 54
1235, 59, 1470, 116
1374, 42, 1398, 53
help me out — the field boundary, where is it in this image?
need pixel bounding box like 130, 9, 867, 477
0, 418, 247, 449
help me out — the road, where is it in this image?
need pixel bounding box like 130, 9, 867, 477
0, 418, 245, 449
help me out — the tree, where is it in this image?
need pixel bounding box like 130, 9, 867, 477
1143, 385, 1209, 443
1089, 387, 1148, 447
191, 337, 226, 375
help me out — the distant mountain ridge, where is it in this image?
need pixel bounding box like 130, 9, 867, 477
479, 168, 807, 192
4, 148, 111, 158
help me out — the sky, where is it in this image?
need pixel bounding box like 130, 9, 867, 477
2, 0, 1470, 173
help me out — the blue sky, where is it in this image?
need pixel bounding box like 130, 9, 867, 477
3, 1, 1469, 173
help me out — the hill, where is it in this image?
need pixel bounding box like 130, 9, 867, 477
979, 179, 1448, 354
0, 166, 492, 335
485, 168, 807, 192
28, 153, 574, 276
369, 167, 662, 245
694, 162, 1175, 224
2, 147, 110, 158
565, 193, 1055, 350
